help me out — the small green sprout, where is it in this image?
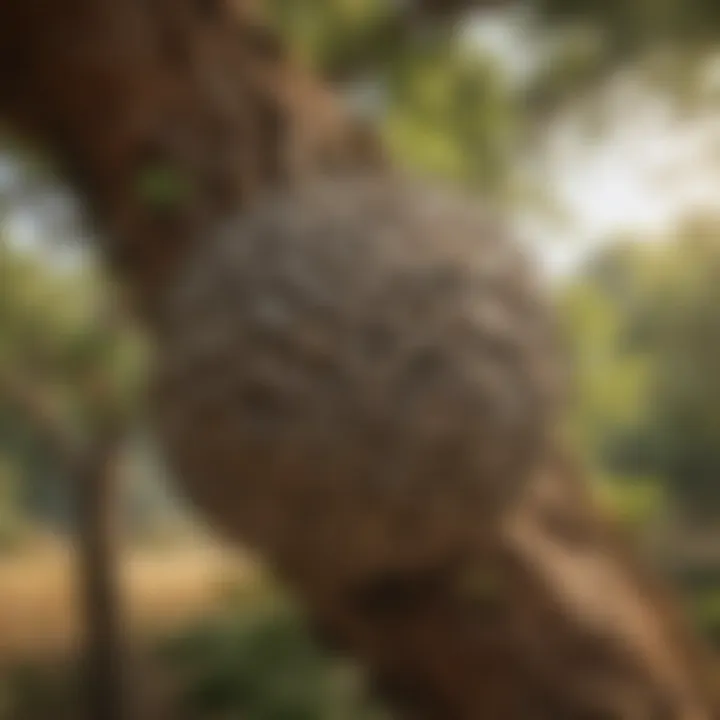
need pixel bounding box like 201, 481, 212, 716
135, 163, 194, 209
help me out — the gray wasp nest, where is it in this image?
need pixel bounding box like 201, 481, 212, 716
151, 176, 564, 591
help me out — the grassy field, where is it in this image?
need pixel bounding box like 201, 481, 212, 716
0, 542, 253, 663
0, 541, 260, 719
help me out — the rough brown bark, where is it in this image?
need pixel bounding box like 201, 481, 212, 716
0, 0, 383, 319
0, 1, 717, 718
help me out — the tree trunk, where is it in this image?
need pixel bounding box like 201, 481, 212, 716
0, 1, 717, 718
0, 367, 127, 720
75, 434, 126, 720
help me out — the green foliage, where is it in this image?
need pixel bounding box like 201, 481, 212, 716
526, 0, 720, 117
558, 278, 652, 464
688, 586, 720, 647
382, 40, 515, 190
0, 662, 78, 720
594, 474, 666, 534
0, 236, 146, 530
161, 597, 387, 720
267, 0, 396, 78
267, 0, 720, 172
560, 218, 720, 521
538, 0, 720, 57
635, 226, 720, 516
0, 456, 30, 551
0, 239, 144, 417
267, 0, 518, 195
136, 164, 195, 210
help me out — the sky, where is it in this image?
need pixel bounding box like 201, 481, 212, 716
470, 11, 720, 280
534, 85, 720, 278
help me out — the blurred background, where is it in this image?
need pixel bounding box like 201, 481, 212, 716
3, 1, 720, 717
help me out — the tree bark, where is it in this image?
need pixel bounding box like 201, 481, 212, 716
0, 2, 717, 718
75, 430, 126, 720
0, 0, 384, 320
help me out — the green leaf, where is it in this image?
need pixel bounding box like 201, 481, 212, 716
135, 164, 193, 209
